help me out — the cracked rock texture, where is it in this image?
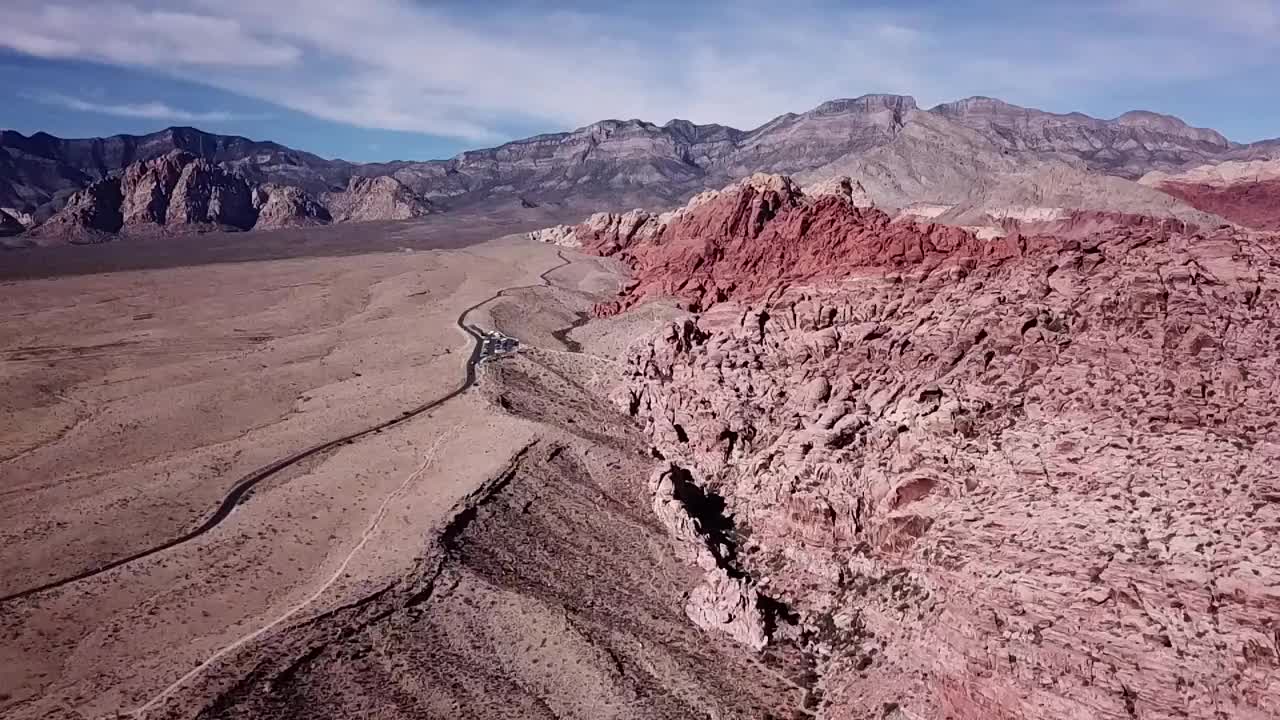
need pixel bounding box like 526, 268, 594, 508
601, 174, 1280, 719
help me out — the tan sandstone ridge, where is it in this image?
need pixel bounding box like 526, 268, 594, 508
322, 175, 434, 223
543, 175, 1280, 719
251, 183, 332, 229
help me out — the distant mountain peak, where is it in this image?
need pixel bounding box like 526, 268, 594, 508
810, 94, 919, 115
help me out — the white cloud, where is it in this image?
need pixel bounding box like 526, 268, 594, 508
2, 0, 1277, 142
23, 91, 243, 123
3, 2, 299, 68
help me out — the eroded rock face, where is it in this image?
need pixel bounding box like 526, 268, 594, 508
28, 150, 258, 238
597, 175, 1280, 718
119, 150, 190, 226
27, 177, 124, 241
323, 175, 433, 222
562, 173, 991, 314
165, 156, 257, 229
251, 183, 331, 229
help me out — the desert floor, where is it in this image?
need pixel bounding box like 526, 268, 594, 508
0, 222, 801, 720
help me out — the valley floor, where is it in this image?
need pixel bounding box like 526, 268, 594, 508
0, 226, 793, 719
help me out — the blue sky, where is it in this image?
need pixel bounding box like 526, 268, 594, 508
2, 0, 1279, 162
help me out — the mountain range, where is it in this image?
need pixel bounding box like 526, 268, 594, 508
4, 93, 1279, 243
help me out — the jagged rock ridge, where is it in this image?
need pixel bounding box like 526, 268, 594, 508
559, 173, 1280, 719
6, 94, 1277, 226
19, 151, 432, 242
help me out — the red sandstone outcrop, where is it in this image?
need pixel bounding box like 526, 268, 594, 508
323, 176, 433, 223
251, 183, 331, 229
585, 173, 1280, 719
1142, 159, 1280, 231
561, 173, 990, 314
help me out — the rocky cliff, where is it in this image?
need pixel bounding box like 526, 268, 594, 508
26, 176, 124, 242
31, 151, 259, 239
322, 175, 433, 222
14, 151, 437, 242
569, 174, 1280, 719
251, 183, 332, 229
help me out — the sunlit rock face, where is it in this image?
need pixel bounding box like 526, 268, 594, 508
588, 173, 1280, 719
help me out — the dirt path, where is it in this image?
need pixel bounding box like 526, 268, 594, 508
129, 430, 455, 717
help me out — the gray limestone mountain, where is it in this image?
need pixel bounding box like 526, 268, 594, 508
0, 126, 351, 213
5, 93, 1279, 241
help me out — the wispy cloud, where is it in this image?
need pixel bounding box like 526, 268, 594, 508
23, 91, 242, 123
2, 0, 1278, 142
4, 2, 299, 68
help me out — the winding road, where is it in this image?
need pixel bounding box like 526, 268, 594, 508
0, 249, 575, 605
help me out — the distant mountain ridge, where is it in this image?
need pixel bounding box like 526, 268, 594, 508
4, 94, 1278, 238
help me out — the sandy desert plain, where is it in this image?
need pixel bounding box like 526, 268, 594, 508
0, 217, 806, 720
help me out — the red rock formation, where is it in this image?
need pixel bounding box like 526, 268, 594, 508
1153, 179, 1280, 231
571, 174, 1068, 316
580, 173, 1280, 719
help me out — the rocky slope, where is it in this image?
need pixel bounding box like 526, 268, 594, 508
372, 95, 1247, 218
17, 151, 437, 242
0, 126, 352, 216
6, 94, 1275, 227
29, 151, 259, 239
322, 176, 433, 223
1142, 159, 1280, 231
251, 184, 332, 229
557, 175, 1280, 719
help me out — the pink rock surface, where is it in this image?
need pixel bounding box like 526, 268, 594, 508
573, 174, 999, 315
1155, 179, 1280, 232
595, 174, 1280, 719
